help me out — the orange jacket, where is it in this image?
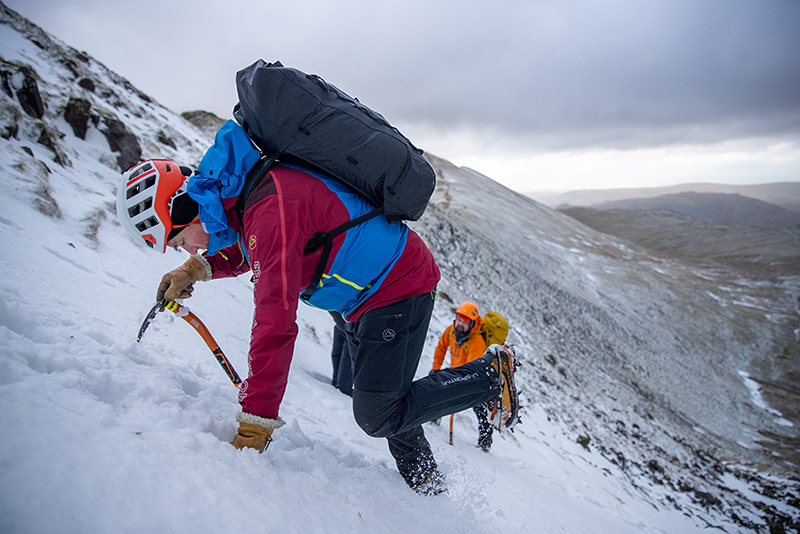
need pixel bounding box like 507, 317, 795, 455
433, 317, 487, 370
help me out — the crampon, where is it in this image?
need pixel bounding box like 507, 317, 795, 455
486, 344, 521, 432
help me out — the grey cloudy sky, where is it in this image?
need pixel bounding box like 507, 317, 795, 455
6, 0, 800, 192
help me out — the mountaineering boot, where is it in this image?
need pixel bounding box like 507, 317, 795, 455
474, 404, 493, 452
477, 427, 492, 452
486, 344, 520, 431
390, 426, 446, 495
411, 469, 447, 496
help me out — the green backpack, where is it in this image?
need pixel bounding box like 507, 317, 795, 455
480, 311, 509, 346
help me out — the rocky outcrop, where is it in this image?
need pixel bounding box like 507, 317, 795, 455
15, 65, 44, 119
64, 97, 95, 140
181, 110, 226, 139
1, 61, 45, 120
101, 116, 141, 171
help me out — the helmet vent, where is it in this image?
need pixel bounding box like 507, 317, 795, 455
127, 162, 153, 180
134, 216, 159, 232
126, 176, 157, 199
127, 197, 153, 218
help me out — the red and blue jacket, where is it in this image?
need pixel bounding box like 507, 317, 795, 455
202, 163, 440, 420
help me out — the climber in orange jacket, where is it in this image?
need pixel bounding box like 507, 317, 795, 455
433, 302, 486, 370
430, 302, 495, 451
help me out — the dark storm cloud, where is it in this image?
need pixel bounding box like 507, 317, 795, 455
6, 0, 800, 151
340, 0, 800, 149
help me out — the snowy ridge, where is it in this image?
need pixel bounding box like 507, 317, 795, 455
417, 156, 800, 530
0, 3, 798, 533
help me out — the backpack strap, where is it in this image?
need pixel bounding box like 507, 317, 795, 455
235, 151, 387, 303
236, 154, 277, 222
300, 206, 385, 301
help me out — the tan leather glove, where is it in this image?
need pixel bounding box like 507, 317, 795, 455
231, 423, 275, 453
156, 255, 211, 303
231, 413, 285, 453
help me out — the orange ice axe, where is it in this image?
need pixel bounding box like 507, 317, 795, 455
138, 299, 243, 387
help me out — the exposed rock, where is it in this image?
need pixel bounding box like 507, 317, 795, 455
64, 97, 94, 139
78, 77, 95, 92
156, 129, 176, 149
16, 65, 44, 118
647, 459, 664, 473
181, 110, 226, 139
693, 490, 722, 509
58, 57, 82, 79
0, 62, 46, 119
1, 68, 12, 97
101, 116, 141, 171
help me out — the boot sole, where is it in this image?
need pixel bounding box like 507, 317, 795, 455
488, 345, 520, 431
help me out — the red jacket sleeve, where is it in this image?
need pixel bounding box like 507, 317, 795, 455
235, 171, 324, 420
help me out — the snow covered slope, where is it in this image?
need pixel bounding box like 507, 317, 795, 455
0, 3, 797, 533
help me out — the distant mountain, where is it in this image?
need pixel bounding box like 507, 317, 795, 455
560, 206, 800, 277
591, 191, 800, 229
531, 182, 800, 214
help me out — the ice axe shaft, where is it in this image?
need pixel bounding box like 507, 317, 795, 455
138, 299, 243, 387
449, 414, 454, 445
164, 301, 243, 387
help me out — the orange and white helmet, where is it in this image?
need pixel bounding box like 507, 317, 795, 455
116, 159, 191, 253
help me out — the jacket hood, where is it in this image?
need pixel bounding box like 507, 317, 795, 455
187, 120, 261, 254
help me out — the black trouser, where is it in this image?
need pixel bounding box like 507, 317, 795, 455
345, 292, 501, 486
329, 312, 353, 396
